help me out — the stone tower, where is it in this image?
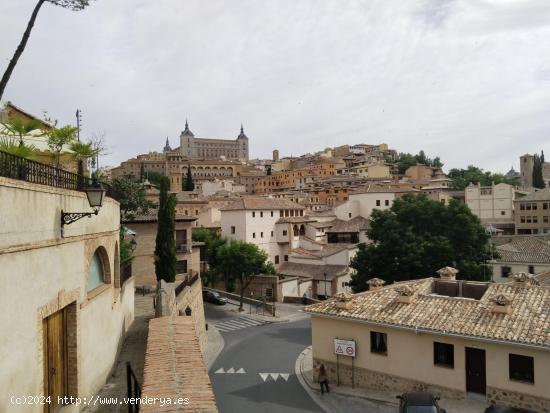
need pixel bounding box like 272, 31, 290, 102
273, 149, 280, 162
236, 124, 249, 161
179, 120, 195, 158
520, 154, 534, 189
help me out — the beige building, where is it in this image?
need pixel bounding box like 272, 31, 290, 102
124, 213, 201, 288
514, 188, 550, 234
0, 173, 134, 413
466, 182, 515, 233
179, 121, 249, 161
305, 270, 550, 411
490, 236, 550, 282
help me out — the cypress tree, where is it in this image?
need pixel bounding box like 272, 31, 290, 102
183, 164, 195, 191
533, 152, 545, 189
154, 176, 176, 282
139, 162, 145, 182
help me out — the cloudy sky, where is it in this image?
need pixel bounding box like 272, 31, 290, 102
1, 0, 549, 172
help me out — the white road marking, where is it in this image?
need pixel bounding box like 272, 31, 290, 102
259, 373, 269, 382
236, 368, 246, 374
280, 373, 289, 381
215, 316, 270, 333
215, 368, 225, 374
258, 373, 292, 382
226, 367, 235, 373
270, 373, 280, 381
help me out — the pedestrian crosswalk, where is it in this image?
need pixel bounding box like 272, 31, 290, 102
215, 317, 269, 333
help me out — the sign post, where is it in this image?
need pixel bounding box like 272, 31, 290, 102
334, 338, 356, 388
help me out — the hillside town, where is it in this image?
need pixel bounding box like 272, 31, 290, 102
1, 2, 550, 413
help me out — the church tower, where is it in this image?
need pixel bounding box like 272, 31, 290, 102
236, 123, 249, 161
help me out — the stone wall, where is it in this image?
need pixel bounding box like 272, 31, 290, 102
313, 357, 464, 399
487, 386, 550, 412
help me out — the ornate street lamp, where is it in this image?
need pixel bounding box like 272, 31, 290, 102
61, 181, 106, 226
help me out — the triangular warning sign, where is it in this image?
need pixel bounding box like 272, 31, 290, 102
336, 345, 343, 353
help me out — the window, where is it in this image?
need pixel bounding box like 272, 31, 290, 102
195, 210, 199, 215
526, 216, 532, 223
283, 230, 287, 236
528, 265, 535, 274
370, 331, 387, 354
509, 354, 534, 383
231, 226, 236, 234
87, 251, 106, 292
176, 260, 188, 274
544, 203, 549, 210
252, 212, 256, 217
433, 342, 454, 368
501, 266, 512, 278
533, 216, 538, 223
385, 200, 390, 206
284, 255, 289, 261
520, 204, 525, 211
349, 213, 352, 218
376, 200, 381, 206
271, 231, 274, 237
260, 212, 263, 217
260, 232, 264, 238
545, 216, 549, 224
275, 255, 280, 264
501, 211, 506, 216
520, 216, 526, 223
271, 211, 274, 217
253, 232, 256, 238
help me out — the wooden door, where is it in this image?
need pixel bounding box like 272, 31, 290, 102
43, 309, 68, 412
465, 347, 486, 394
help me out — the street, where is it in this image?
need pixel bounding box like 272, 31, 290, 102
206, 303, 322, 413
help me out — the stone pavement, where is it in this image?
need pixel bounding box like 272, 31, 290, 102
84, 292, 155, 413
296, 346, 491, 413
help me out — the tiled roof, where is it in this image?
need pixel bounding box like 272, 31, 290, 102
326, 216, 370, 233
277, 262, 349, 280
515, 188, 550, 202
220, 197, 304, 211
123, 211, 197, 223
350, 185, 420, 195
305, 278, 550, 348
141, 316, 218, 412
496, 237, 550, 264
535, 271, 550, 287
276, 216, 316, 224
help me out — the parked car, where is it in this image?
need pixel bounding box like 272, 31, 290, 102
484, 406, 534, 413
396, 392, 447, 413
202, 289, 228, 305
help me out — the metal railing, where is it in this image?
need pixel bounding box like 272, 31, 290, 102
126, 362, 141, 413
0, 150, 116, 198
175, 273, 199, 297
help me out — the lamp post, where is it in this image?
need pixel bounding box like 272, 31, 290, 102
61, 181, 106, 228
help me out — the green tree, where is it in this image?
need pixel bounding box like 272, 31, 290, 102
0, 118, 43, 146
110, 177, 155, 220
397, 150, 442, 174
47, 125, 77, 167
192, 228, 228, 286
119, 226, 135, 269
448, 165, 520, 190
532, 152, 545, 189
183, 164, 194, 191
0, 137, 39, 160
154, 177, 176, 283
214, 240, 274, 311
349, 194, 493, 292
0, 0, 95, 100
69, 140, 96, 181
139, 162, 145, 182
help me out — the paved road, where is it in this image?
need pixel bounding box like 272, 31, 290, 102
206, 304, 323, 413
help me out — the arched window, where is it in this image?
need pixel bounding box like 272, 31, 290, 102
87, 251, 106, 292
185, 306, 192, 316
293, 225, 299, 236
300, 225, 306, 236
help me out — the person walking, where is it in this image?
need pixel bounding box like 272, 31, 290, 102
318, 363, 330, 395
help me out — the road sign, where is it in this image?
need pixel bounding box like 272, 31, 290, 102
334, 339, 355, 357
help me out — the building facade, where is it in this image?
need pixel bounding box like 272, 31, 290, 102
0, 175, 134, 413
305, 271, 550, 412
179, 121, 249, 161
514, 188, 550, 234
465, 183, 515, 232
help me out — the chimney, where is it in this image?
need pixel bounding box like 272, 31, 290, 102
490, 293, 513, 315
333, 292, 354, 310
437, 266, 459, 280
367, 278, 386, 291
512, 272, 532, 286
395, 284, 415, 304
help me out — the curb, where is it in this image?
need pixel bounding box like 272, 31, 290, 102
205, 323, 225, 370
296, 346, 398, 408
295, 347, 333, 413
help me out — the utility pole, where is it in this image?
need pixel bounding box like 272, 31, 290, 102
76, 109, 82, 141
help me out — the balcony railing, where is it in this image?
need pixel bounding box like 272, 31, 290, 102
0, 150, 116, 199
176, 243, 191, 253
